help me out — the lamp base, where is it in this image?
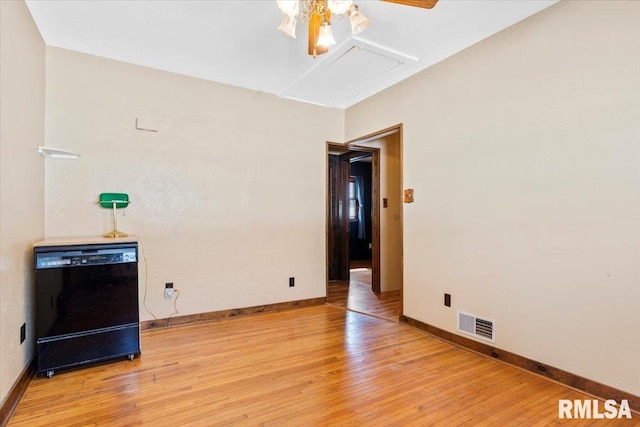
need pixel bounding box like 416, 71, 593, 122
104, 230, 128, 238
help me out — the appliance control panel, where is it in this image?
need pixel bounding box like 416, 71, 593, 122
35, 246, 137, 269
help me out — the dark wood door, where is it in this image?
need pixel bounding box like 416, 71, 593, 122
328, 154, 350, 281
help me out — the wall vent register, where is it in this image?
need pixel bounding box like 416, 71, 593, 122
457, 310, 496, 343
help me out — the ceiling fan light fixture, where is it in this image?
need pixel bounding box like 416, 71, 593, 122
348, 4, 370, 35
276, 0, 300, 17
327, 0, 353, 15
277, 15, 298, 38
275, 0, 374, 56
317, 21, 336, 47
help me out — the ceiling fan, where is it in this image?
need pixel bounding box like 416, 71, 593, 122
276, 0, 439, 57
381, 0, 439, 9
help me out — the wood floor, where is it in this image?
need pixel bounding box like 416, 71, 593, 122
8, 305, 637, 426
327, 265, 401, 321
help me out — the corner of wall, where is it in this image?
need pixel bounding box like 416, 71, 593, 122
0, 0, 45, 406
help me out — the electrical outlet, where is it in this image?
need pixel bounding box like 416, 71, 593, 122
289, 277, 295, 287
20, 323, 26, 344
165, 282, 174, 298
444, 293, 451, 307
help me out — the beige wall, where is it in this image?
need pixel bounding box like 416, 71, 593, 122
346, 1, 640, 396
44, 47, 344, 320
0, 0, 45, 405
357, 133, 403, 292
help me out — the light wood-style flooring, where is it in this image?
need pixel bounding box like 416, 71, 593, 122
327, 262, 401, 322
327, 272, 401, 321
9, 305, 637, 426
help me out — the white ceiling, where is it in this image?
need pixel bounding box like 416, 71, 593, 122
25, 0, 558, 109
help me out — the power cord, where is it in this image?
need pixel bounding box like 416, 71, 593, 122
168, 289, 180, 319
139, 238, 180, 322
138, 239, 158, 320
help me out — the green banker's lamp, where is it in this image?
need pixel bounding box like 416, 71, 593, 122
99, 192, 131, 238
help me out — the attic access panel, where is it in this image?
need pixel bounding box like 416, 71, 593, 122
279, 38, 417, 107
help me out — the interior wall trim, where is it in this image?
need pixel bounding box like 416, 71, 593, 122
141, 297, 326, 330
400, 315, 640, 414
0, 358, 36, 427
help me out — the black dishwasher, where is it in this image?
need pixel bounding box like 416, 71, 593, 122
34, 242, 141, 377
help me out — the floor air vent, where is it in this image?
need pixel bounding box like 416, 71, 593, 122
457, 311, 495, 343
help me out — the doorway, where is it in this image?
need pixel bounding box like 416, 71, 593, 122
326, 125, 403, 321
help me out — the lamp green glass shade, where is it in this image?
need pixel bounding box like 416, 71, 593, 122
99, 192, 130, 209
99, 193, 131, 238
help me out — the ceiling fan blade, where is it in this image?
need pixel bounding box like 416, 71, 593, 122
382, 0, 439, 9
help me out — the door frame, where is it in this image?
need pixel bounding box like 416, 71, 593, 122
325, 123, 404, 313
326, 143, 380, 293
326, 123, 403, 299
